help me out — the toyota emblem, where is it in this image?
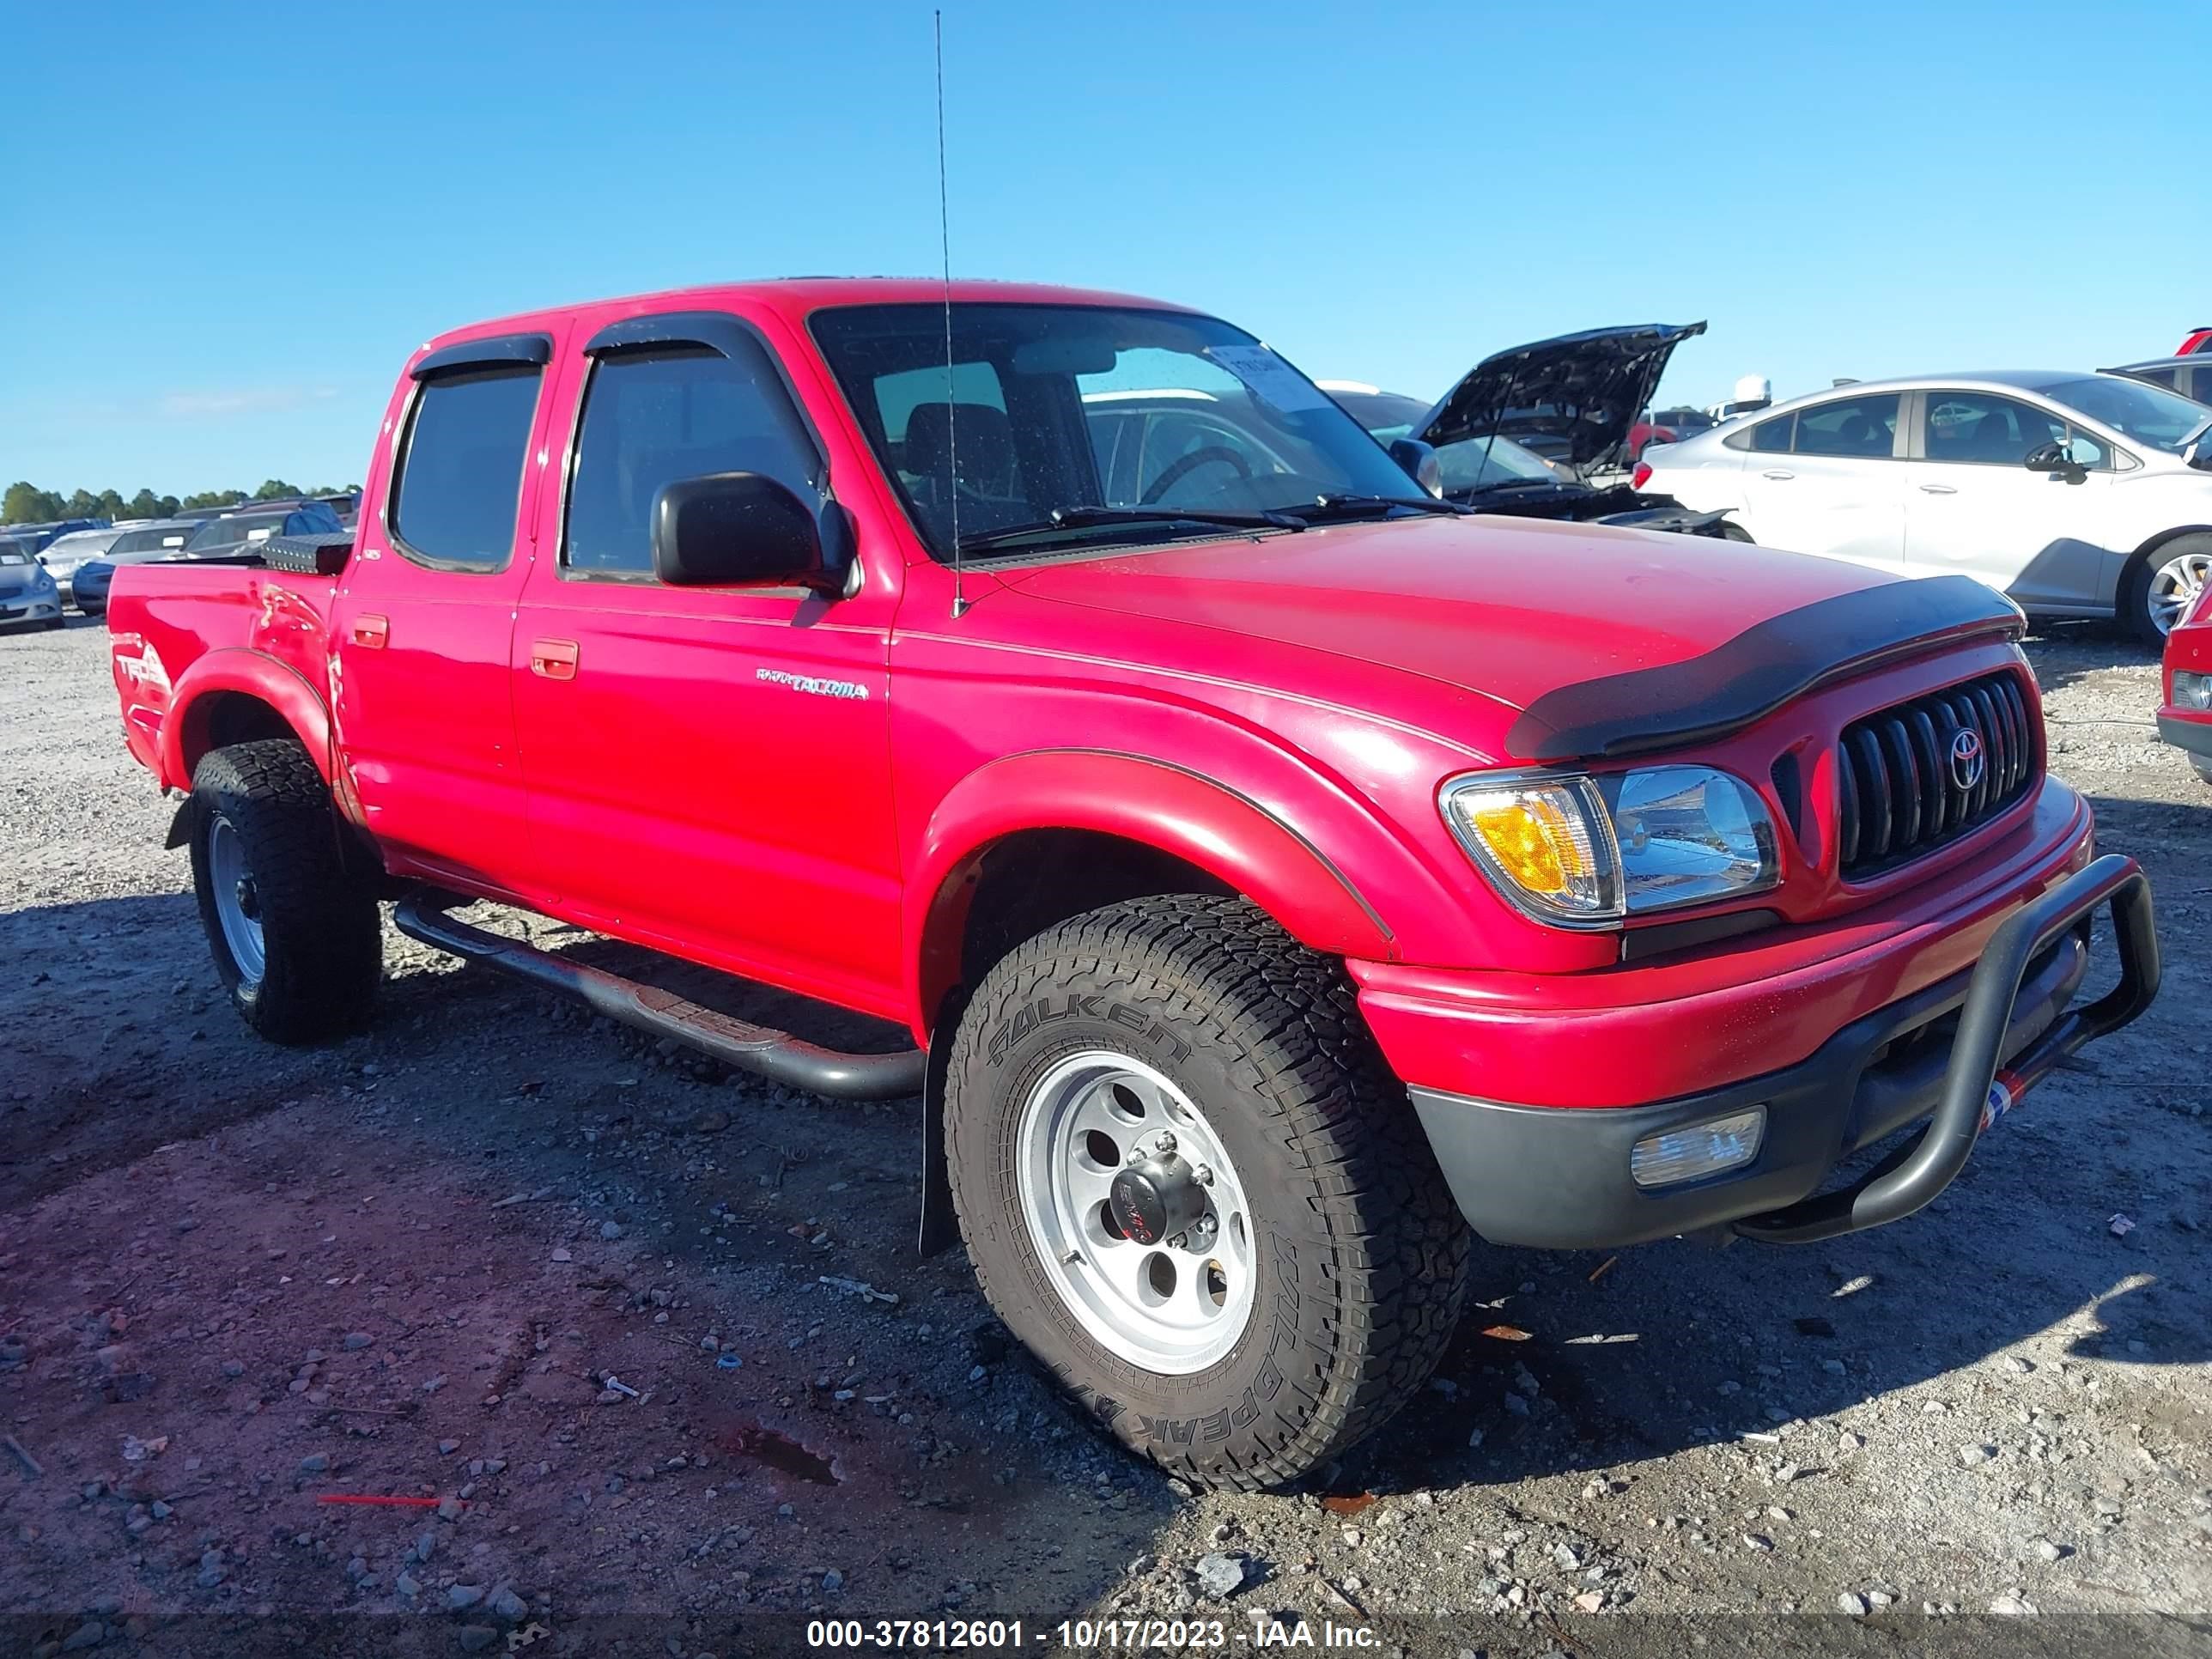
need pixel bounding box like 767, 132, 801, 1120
1949, 728, 1986, 791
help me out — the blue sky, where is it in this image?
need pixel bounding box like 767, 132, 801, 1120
3, 0, 2201, 495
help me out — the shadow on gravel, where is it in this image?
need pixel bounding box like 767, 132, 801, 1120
1333, 1228, 2209, 1499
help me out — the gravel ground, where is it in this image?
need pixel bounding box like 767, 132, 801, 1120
1, 615, 2207, 1658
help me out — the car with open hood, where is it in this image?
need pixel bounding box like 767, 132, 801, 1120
1328, 323, 1742, 538
102, 277, 2156, 1492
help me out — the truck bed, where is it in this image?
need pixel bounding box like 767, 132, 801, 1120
108, 562, 339, 790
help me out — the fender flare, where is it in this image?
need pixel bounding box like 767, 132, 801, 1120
905, 749, 1396, 1040
161, 647, 335, 792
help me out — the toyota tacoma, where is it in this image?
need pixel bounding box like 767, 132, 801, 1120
107, 279, 2159, 1489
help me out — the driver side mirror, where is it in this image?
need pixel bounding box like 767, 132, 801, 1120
2022, 441, 2087, 484
651, 472, 838, 593
1388, 437, 1443, 498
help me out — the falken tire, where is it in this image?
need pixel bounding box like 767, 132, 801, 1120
188, 739, 381, 1044
943, 894, 1469, 1490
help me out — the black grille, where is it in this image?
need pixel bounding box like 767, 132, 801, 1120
1836, 670, 2037, 878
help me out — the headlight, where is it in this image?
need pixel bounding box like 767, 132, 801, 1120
2175, 671, 2212, 711
1441, 764, 1779, 928
30, 566, 55, 590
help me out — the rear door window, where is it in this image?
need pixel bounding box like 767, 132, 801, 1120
1791, 394, 1900, 459
1742, 414, 1795, 453
390, 365, 545, 571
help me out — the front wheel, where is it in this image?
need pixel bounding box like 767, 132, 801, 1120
943, 896, 1469, 1490
189, 740, 382, 1043
2125, 534, 2212, 641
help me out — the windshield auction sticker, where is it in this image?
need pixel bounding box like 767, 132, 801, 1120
1206, 345, 1334, 414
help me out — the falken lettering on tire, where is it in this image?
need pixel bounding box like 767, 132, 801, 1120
988, 996, 1190, 1066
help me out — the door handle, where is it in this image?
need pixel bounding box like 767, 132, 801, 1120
1760, 469, 1795, 480
530, 638, 579, 680
351, 614, 389, 648
1917, 483, 1958, 495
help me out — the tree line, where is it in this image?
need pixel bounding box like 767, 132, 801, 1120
3, 478, 357, 526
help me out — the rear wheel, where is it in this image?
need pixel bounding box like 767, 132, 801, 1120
944, 895, 1468, 1490
188, 740, 381, 1042
1718, 521, 1754, 544
2124, 534, 2212, 641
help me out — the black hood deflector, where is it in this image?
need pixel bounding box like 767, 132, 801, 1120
1507, 575, 2026, 762
1419, 322, 1708, 471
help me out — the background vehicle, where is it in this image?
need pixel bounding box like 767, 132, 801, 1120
1631, 404, 1718, 460
69, 518, 222, 614
106, 278, 2155, 1491
0, 516, 108, 554
2159, 586, 2212, 784
1319, 328, 1744, 538
2178, 327, 2211, 357
0, 540, 65, 630
34, 526, 129, 609
2108, 354, 2212, 405
1706, 374, 1773, 424
1639, 369, 2212, 638
179, 501, 343, 556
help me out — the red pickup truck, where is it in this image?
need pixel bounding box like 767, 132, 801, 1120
108, 279, 2159, 1489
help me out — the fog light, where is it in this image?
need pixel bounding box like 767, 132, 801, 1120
1630, 1106, 1766, 1189
2175, 671, 2212, 711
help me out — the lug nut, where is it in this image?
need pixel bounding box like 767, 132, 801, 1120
1194, 1164, 1214, 1186
1168, 1233, 1188, 1250
1154, 1131, 1177, 1154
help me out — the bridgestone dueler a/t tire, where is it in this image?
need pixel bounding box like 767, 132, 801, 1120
944, 895, 1469, 1489
188, 740, 381, 1044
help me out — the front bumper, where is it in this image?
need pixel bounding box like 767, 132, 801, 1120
1407, 854, 2158, 1248
0, 596, 63, 629
2157, 712, 2212, 759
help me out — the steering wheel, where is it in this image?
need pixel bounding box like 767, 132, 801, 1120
1140, 445, 1253, 505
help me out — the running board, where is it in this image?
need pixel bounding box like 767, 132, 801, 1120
392, 893, 926, 1102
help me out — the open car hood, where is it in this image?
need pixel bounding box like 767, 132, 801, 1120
1418, 322, 1708, 472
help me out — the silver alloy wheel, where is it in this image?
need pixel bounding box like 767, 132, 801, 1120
206, 813, 266, 988
1014, 1050, 1256, 1375
2148, 549, 2212, 636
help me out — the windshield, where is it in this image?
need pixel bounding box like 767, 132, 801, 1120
1325, 385, 1571, 492
0, 545, 31, 566
2039, 375, 2211, 453
1433, 433, 1565, 493
111, 526, 192, 556
811, 304, 1420, 559
183, 514, 286, 553
1327, 388, 1432, 441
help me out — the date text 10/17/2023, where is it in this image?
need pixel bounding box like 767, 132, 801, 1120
805, 1617, 1385, 1650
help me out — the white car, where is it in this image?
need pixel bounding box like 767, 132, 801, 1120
1638, 369, 2212, 637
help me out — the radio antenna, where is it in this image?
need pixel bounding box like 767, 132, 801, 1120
936, 9, 966, 619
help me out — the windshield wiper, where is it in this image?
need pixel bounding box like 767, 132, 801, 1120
954, 504, 1305, 554
1281, 494, 1473, 522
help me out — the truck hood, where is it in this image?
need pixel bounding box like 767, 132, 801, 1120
1419, 323, 1708, 473
994, 514, 1986, 753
